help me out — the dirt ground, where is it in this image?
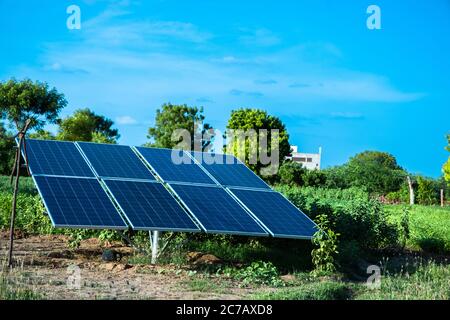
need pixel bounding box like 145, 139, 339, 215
0, 232, 257, 300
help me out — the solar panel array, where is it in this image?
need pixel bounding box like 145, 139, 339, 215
136, 147, 215, 185
229, 188, 318, 238
34, 176, 127, 229
25, 139, 94, 177
25, 139, 318, 239
104, 180, 199, 232
78, 142, 155, 180
170, 184, 268, 236
192, 152, 270, 189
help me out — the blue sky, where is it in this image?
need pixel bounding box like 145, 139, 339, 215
1, 0, 449, 177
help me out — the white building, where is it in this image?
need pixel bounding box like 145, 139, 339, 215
287, 146, 322, 170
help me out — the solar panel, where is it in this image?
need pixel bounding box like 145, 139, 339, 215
24, 139, 94, 177
193, 152, 270, 190
136, 147, 216, 185
77, 142, 155, 180
33, 176, 127, 229
169, 184, 268, 236
104, 180, 200, 232
229, 188, 318, 239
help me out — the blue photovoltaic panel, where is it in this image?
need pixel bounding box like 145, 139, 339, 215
192, 152, 270, 189
78, 142, 155, 180
229, 189, 318, 239
24, 139, 94, 177
104, 180, 200, 232
170, 184, 268, 236
136, 147, 215, 184
34, 176, 127, 229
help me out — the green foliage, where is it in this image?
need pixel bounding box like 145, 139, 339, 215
254, 281, 351, 300
416, 176, 438, 205
277, 161, 306, 186
444, 134, 450, 184
303, 169, 327, 187
147, 103, 213, 150
311, 214, 339, 275
355, 260, 450, 300
276, 185, 398, 251
56, 108, 119, 143
231, 261, 284, 287
0, 122, 15, 175
399, 206, 410, 250
385, 183, 410, 204
28, 129, 55, 140
0, 78, 66, 130
225, 108, 290, 178
385, 205, 450, 254
0, 176, 37, 196
345, 151, 406, 195
0, 273, 43, 300
276, 161, 327, 187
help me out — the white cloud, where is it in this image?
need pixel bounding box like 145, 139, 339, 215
116, 115, 137, 125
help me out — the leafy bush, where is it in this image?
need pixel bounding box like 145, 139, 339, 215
311, 214, 339, 275
226, 261, 284, 287
277, 161, 306, 186
416, 176, 439, 205
276, 186, 398, 252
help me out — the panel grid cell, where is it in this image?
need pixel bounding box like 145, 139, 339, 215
104, 180, 199, 231
34, 176, 127, 229
78, 142, 155, 180
136, 147, 215, 184
170, 184, 268, 236
230, 189, 318, 238
25, 139, 94, 177
192, 152, 270, 189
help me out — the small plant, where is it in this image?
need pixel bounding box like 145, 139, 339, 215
311, 214, 339, 276
234, 261, 284, 287
400, 206, 410, 250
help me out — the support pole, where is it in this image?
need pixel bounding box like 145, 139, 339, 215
407, 176, 414, 206
7, 119, 31, 269
441, 189, 444, 207
8, 142, 21, 268
151, 231, 160, 264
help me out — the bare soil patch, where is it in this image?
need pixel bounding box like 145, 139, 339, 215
0, 232, 254, 300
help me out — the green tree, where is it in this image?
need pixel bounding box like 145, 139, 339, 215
226, 108, 290, 178
277, 161, 306, 186
345, 151, 406, 195
147, 103, 213, 150
28, 130, 55, 140
56, 108, 119, 143
0, 122, 15, 174
303, 169, 327, 187
0, 78, 66, 130
443, 134, 450, 184
416, 176, 438, 205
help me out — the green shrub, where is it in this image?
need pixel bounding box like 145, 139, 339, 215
228, 261, 284, 287
277, 161, 306, 186
276, 186, 398, 250
311, 214, 339, 275
416, 176, 439, 205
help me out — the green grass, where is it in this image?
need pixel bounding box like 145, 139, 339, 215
253, 281, 352, 300
354, 260, 450, 300
0, 271, 43, 300
385, 205, 450, 254
253, 260, 450, 300
0, 176, 37, 196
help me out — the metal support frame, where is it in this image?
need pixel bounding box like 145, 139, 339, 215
151, 230, 160, 264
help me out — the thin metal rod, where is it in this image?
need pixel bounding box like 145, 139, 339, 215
8, 138, 22, 268
151, 231, 160, 264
